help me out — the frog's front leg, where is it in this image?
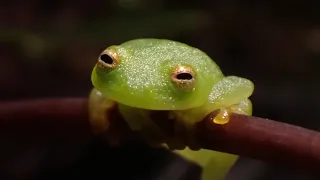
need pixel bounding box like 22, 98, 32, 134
207, 76, 254, 124
88, 88, 116, 136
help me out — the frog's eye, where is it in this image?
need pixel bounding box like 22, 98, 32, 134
171, 65, 195, 90
97, 50, 118, 69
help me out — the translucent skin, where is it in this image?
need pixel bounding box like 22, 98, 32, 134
90, 39, 254, 180
92, 39, 224, 110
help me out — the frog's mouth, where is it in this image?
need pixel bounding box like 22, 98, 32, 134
108, 94, 199, 111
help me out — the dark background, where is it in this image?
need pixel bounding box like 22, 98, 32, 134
1, 0, 320, 179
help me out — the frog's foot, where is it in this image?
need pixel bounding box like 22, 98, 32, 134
162, 112, 196, 150
213, 99, 252, 125
185, 125, 201, 151
165, 126, 186, 150
89, 88, 116, 135
177, 120, 200, 150
167, 111, 202, 151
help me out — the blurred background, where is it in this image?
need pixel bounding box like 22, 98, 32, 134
1, 0, 320, 179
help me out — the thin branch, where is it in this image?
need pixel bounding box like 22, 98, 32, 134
197, 112, 320, 174
0, 98, 319, 174
0, 98, 92, 138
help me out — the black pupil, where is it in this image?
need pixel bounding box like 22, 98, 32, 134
176, 73, 193, 80
100, 54, 113, 64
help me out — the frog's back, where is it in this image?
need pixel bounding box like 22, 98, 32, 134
120, 39, 211, 64
118, 39, 222, 79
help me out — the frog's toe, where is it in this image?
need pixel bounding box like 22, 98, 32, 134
213, 108, 232, 125
89, 88, 116, 135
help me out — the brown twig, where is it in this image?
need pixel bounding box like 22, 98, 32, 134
0, 98, 319, 174
0, 98, 92, 139
197, 112, 320, 174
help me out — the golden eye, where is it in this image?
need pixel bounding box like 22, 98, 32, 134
171, 65, 195, 90
97, 50, 118, 69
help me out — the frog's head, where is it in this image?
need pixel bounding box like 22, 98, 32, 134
91, 39, 224, 110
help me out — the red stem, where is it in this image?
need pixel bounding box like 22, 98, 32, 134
0, 98, 319, 175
